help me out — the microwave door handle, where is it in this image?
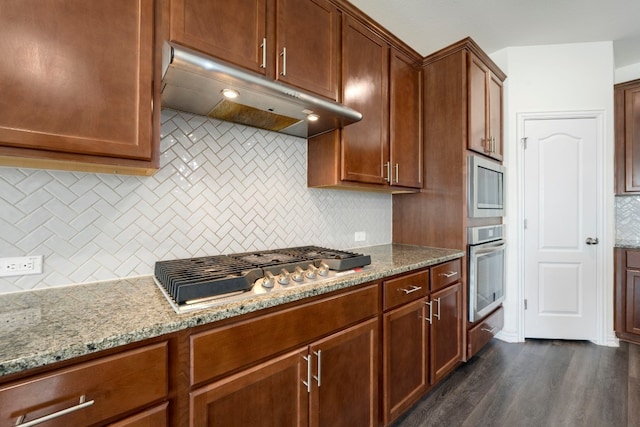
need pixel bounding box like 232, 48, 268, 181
473, 242, 507, 255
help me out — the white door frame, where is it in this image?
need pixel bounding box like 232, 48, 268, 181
515, 110, 614, 346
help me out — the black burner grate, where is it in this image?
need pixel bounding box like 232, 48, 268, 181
154, 255, 262, 304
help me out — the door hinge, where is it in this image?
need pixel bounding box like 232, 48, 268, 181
524, 299, 528, 310
521, 137, 528, 149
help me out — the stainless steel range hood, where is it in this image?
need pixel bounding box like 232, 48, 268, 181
161, 43, 362, 138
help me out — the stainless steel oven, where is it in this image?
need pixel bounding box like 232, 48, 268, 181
468, 154, 505, 218
468, 224, 506, 322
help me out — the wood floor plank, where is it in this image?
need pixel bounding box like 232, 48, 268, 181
629, 343, 640, 427
392, 339, 635, 427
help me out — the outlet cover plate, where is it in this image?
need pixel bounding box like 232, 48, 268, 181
0, 255, 43, 277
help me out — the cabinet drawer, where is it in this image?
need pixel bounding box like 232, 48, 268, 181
467, 306, 504, 358
431, 259, 462, 292
383, 270, 429, 310
0, 342, 167, 427
627, 250, 640, 269
191, 284, 379, 385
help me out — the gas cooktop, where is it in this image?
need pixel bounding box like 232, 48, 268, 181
154, 246, 371, 313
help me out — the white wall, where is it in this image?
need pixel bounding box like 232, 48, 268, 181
615, 62, 640, 84
490, 42, 616, 346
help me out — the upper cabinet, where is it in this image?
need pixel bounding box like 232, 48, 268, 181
390, 49, 423, 188
169, 0, 340, 100
307, 12, 422, 193
468, 52, 504, 162
0, 0, 160, 175
341, 16, 390, 185
615, 78, 640, 194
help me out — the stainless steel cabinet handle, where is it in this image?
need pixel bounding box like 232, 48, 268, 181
302, 354, 312, 393
15, 395, 94, 427
434, 298, 441, 320
439, 271, 457, 278
313, 350, 321, 387
425, 301, 433, 324
260, 38, 267, 69
394, 163, 399, 183
280, 47, 287, 76
481, 326, 498, 334
399, 285, 422, 295
383, 161, 391, 183
585, 237, 599, 245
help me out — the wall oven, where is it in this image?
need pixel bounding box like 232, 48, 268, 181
468, 224, 506, 322
468, 154, 505, 218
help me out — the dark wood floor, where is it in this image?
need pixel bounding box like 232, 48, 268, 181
392, 339, 640, 427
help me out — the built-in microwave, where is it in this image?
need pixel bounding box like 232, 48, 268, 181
468, 154, 505, 218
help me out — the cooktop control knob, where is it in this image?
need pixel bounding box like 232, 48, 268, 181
262, 271, 275, 289
292, 266, 304, 282
278, 269, 290, 285
305, 264, 317, 279
318, 262, 329, 276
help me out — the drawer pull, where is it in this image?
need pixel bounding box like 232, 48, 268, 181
16, 395, 94, 427
481, 326, 498, 334
399, 285, 422, 295
439, 271, 458, 278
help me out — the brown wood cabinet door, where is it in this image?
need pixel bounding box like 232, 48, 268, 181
467, 52, 503, 161
430, 283, 463, 384
170, 0, 267, 74
0, 0, 155, 160
488, 73, 504, 161
626, 270, 640, 336
190, 349, 309, 427
389, 48, 423, 188
624, 86, 640, 192
468, 53, 489, 157
276, 0, 339, 100
341, 16, 389, 185
309, 318, 378, 427
382, 300, 427, 425
107, 403, 168, 427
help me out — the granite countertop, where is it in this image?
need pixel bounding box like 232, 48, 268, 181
0, 244, 464, 378
615, 239, 640, 249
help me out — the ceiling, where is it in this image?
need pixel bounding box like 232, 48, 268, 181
349, 0, 640, 68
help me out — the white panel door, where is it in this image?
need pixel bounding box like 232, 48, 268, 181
523, 116, 598, 339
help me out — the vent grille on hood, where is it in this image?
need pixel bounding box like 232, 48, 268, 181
161, 43, 362, 138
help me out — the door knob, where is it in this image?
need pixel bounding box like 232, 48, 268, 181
585, 237, 599, 245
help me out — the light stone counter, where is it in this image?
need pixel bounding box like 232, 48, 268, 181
0, 244, 463, 377
615, 239, 640, 249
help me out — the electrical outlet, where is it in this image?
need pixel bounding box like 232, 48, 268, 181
0, 255, 43, 277
354, 231, 366, 242
0, 307, 42, 331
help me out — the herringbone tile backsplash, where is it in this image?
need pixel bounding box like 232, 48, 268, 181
616, 195, 640, 242
0, 109, 391, 294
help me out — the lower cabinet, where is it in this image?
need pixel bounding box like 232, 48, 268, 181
382, 260, 463, 426
467, 306, 504, 359
383, 299, 427, 424
430, 282, 463, 384
615, 248, 640, 343
190, 349, 309, 426
107, 403, 168, 427
190, 319, 378, 427
0, 342, 168, 427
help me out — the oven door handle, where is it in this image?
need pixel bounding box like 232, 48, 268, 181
472, 242, 507, 255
